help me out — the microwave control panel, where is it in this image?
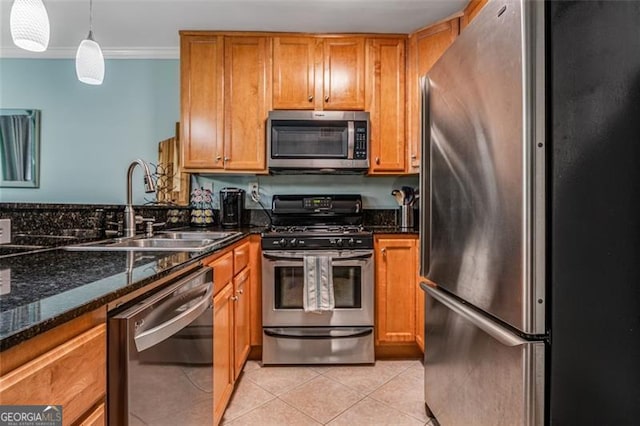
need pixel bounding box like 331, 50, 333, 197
354, 122, 368, 160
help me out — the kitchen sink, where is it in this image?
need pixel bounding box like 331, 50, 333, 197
63, 231, 242, 252
156, 231, 239, 240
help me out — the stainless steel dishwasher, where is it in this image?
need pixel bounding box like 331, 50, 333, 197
108, 266, 214, 425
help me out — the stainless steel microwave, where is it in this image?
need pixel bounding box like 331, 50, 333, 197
266, 110, 370, 173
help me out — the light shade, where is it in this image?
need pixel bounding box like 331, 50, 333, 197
10, 0, 50, 52
75, 34, 105, 85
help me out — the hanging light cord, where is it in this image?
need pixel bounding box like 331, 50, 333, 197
88, 0, 94, 40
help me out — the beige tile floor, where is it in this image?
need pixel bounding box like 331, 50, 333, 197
221, 359, 435, 426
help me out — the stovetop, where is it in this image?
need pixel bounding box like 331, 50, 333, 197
262, 194, 372, 250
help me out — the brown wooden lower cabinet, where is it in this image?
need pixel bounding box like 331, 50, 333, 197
233, 267, 251, 380
78, 402, 105, 426
0, 319, 106, 426
213, 282, 235, 425
205, 237, 258, 425
374, 234, 422, 358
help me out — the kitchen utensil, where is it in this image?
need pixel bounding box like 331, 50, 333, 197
402, 186, 415, 205
391, 189, 404, 206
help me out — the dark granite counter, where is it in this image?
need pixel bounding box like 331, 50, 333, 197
0, 203, 416, 352
368, 226, 419, 235
0, 227, 264, 351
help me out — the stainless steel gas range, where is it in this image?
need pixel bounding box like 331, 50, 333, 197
261, 194, 374, 364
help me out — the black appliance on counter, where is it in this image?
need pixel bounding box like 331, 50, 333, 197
261, 194, 375, 364
219, 187, 245, 228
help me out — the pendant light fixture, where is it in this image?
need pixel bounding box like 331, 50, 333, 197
10, 0, 50, 52
75, 0, 104, 85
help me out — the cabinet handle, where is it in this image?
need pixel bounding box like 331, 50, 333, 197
375, 157, 380, 165
216, 155, 222, 162
325, 96, 330, 102
381, 248, 386, 256
224, 156, 230, 162
308, 95, 314, 102
230, 295, 239, 302
411, 154, 417, 160
237, 289, 244, 294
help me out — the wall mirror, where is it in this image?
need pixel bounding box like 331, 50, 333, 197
0, 109, 41, 188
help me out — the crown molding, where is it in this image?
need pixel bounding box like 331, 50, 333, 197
0, 46, 180, 60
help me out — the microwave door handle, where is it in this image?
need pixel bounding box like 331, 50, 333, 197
347, 121, 355, 159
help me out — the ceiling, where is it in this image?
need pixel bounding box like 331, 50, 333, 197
0, 0, 467, 59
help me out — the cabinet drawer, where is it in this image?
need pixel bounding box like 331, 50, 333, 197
79, 402, 105, 426
0, 324, 106, 425
234, 241, 250, 275
210, 251, 234, 294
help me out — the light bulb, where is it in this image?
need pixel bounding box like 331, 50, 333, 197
76, 32, 105, 85
10, 0, 50, 52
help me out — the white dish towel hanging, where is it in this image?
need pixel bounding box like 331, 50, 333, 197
303, 255, 335, 313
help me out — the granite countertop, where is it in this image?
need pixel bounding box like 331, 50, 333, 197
0, 226, 263, 351
0, 223, 412, 351
367, 226, 419, 235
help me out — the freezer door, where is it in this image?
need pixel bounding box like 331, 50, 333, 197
422, 284, 544, 426
424, 0, 545, 334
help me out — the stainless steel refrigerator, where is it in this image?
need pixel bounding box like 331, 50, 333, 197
419, 1, 640, 425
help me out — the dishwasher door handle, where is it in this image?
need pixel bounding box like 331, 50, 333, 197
134, 282, 213, 352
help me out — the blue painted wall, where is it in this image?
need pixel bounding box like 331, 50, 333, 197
0, 58, 418, 208
193, 174, 418, 209
0, 58, 180, 204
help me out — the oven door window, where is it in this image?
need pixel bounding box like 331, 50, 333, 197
274, 264, 362, 309
271, 120, 348, 159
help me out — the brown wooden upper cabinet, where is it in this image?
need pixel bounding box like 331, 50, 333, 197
366, 37, 406, 174
272, 36, 365, 111
180, 33, 271, 172
406, 19, 460, 174
181, 34, 224, 170
461, 0, 489, 30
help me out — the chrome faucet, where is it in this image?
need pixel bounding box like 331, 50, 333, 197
124, 159, 156, 238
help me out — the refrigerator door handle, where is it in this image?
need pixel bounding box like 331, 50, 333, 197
419, 76, 430, 278
420, 283, 528, 347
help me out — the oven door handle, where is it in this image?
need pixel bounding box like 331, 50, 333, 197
262, 252, 373, 262
264, 327, 373, 340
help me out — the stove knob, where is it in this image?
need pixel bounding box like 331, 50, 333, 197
336, 238, 344, 247
348, 238, 355, 247
290, 238, 298, 247
279, 238, 287, 247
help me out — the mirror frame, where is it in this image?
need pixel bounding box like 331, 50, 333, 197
0, 109, 41, 188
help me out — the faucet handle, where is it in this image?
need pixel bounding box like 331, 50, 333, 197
140, 217, 162, 237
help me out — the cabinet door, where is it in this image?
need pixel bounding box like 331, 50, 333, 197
322, 37, 365, 110
233, 267, 251, 380
375, 236, 417, 344
181, 35, 225, 169
366, 38, 406, 174
407, 19, 459, 172
213, 283, 234, 426
273, 37, 317, 109
0, 325, 106, 425
224, 36, 271, 172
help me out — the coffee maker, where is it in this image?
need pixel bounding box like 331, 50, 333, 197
219, 187, 245, 228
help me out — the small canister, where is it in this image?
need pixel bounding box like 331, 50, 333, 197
399, 205, 414, 229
